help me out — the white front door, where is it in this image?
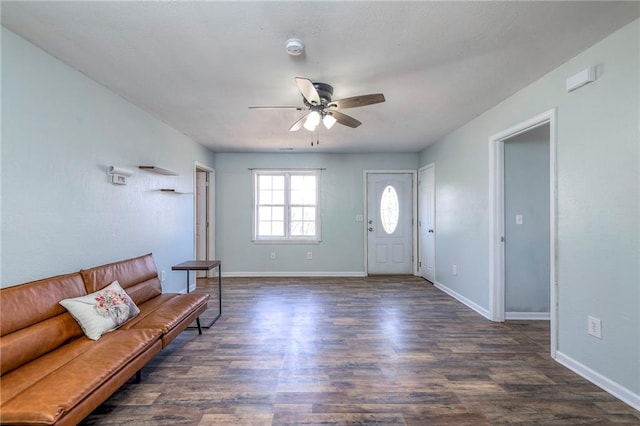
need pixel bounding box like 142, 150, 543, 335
367, 173, 413, 274
419, 165, 435, 282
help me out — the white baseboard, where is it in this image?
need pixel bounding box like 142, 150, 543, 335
434, 281, 491, 320
222, 271, 367, 278
555, 351, 640, 411
505, 311, 551, 320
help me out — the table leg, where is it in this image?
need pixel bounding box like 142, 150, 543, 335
187, 264, 222, 329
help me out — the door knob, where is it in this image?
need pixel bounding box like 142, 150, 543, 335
368, 227, 373, 232
368, 220, 373, 224
428, 229, 434, 233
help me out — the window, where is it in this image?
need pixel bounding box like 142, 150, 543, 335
253, 170, 320, 242
380, 185, 400, 234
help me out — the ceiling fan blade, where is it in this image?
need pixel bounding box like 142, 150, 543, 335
289, 112, 310, 132
329, 93, 385, 109
248, 106, 304, 110
295, 77, 320, 105
329, 110, 361, 128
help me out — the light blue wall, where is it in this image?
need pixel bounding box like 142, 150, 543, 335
1, 28, 216, 291
214, 153, 418, 275
420, 20, 639, 396
504, 125, 550, 313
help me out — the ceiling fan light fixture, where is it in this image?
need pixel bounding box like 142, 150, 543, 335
323, 113, 337, 129
303, 111, 320, 131
285, 38, 305, 56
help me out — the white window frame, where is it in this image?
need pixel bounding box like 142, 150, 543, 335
252, 169, 321, 243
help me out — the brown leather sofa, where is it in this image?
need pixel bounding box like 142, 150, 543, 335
0, 253, 210, 425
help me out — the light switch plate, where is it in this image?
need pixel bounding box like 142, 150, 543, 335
588, 316, 602, 339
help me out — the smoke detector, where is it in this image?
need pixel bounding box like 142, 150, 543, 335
285, 38, 305, 56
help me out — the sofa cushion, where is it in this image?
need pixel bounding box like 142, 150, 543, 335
0, 272, 86, 336
0, 313, 82, 377
59, 281, 140, 340
0, 328, 162, 425
121, 293, 209, 334
80, 253, 162, 305
1, 273, 86, 376
1, 334, 99, 404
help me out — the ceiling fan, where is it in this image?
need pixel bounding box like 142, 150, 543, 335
249, 77, 385, 132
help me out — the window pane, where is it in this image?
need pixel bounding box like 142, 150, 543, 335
303, 222, 315, 236
272, 206, 284, 220
258, 206, 271, 221
304, 189, 316, 205
273, 176, 285, 190
291, 175, 316, 205
290, 221, 303, 236
259, 190, 272, 204
259, 175, 272, 190
303, 207, 315, 220
291, 207, 303, 220
258, 221, 271, 236
272, 221, 284, 236
380, 185, 399, 234
290, 189, 302, 205
290, 175, 304, 190
272, 189, 285, 205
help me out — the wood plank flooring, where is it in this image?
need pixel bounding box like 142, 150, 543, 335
82, 276, 639, 425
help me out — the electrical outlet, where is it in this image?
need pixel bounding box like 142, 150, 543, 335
307, 251, 313, 260
160, 270, 166, 282
270, 252, 276, 260
588, 316, 602, 339
355, 214, 363, 222
516, 214, 523, 225
452, 264, 458, 276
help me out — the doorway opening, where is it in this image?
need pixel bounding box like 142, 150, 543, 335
489, 109, 557, 358
194, 162, 216, 282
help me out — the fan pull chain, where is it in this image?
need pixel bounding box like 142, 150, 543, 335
310, 131, 320, 147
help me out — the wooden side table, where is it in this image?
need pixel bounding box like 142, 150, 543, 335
171, 260, 221, 328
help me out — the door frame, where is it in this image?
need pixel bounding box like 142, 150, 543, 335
488, 108, 557, 357
194, 161, 216, 278
418, 163, 436, 282
363, 170, 418, 276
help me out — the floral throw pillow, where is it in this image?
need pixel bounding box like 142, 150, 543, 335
60, 280, 140, 340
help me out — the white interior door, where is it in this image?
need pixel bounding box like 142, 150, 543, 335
419, 165, 435, 282
367, 173, 413, 274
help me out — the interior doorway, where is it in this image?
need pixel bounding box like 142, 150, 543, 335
504, 124, 550, 320
194, 162, 215, 279
489, 109, 557, 357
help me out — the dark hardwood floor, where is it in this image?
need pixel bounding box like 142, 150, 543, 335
82, 276, 639, 425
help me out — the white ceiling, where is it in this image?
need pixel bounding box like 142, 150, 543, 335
2, 1, 639, 153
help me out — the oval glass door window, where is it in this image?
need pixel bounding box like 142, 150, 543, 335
380, 185, 399, 234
